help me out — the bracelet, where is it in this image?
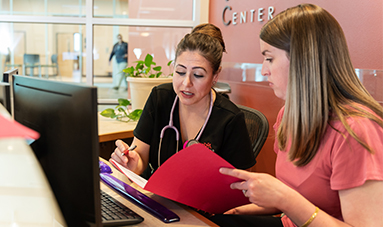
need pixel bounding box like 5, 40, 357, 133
300, 207, 319, 227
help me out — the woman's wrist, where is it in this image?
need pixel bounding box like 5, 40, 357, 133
300, 207, 319, 227
278, 187, 318, 226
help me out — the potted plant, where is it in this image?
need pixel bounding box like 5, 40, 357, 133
124, 53, 173, 110
100, 53, 173, 122
123, 53, 173, 78
100, 98, 142, 122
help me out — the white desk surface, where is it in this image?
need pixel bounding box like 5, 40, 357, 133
0, 104, 66, 226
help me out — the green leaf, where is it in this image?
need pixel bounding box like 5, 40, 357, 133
144, 54, 153, 67
118, 98, 131, 106
128, 109, 143, 121
100, 108, 116, 118
153, 66, 162, 72
122, 53, 171, 79
128, 66, 134, 73
134, 60, 144, 64
123, 66, 134, 77
136, 62, 144, 71
117, 107, 126, 114
143, 67, 151, 74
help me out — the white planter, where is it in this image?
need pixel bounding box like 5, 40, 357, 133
127, 77, 173, 110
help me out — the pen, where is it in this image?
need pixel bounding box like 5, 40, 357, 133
121, 144, 137, 156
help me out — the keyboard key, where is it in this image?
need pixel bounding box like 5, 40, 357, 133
101, 190, 144, 225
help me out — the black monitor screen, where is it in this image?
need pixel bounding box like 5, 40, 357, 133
0, 82, 10, 113
12, 75, 101, 226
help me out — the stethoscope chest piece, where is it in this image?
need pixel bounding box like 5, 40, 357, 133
183, 139, 199, 149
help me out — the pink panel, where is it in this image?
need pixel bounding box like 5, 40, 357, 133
210, 0, 383, 70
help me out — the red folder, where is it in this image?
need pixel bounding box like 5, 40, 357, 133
0, 114, 39, 139
111, 143, 250, 214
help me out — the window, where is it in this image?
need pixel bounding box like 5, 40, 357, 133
0, 0, 203, 101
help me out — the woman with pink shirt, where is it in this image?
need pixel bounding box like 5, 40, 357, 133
211, 4, 383, 227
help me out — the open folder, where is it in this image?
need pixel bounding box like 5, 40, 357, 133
110, 143, 250, 214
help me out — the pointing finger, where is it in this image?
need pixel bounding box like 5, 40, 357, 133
219, 167, 251, 181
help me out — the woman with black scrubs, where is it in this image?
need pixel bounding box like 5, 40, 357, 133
110, 23, 255, 179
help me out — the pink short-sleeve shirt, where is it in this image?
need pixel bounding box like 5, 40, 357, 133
274, 106, 383, 227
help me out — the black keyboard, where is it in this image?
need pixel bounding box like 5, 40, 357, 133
101, 190, 144, 226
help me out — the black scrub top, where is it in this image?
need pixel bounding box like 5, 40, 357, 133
134, 83, 255, 179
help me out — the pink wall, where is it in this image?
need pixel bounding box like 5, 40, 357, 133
209, 1, 383, 176
210, 0, 383, 70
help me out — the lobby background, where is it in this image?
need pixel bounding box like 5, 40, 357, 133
209, 0, 383, 175
1, 0, 382, 176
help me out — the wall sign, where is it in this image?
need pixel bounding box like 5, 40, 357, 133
222, 2, 275, 26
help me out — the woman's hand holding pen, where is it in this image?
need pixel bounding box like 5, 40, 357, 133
110, 139, 140, 172
121, 144, 137, 156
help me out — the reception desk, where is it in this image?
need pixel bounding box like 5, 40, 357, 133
98, 114, 136, 143
98, 114, 137, 159
99, 116, 220, 226
100, 158, 218, 226
0, 105, 217, 226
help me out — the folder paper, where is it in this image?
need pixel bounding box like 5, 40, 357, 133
0, 114, 39, 140
110, 143, 250, 214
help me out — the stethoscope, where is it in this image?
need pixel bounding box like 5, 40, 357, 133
157, 91, 214, 168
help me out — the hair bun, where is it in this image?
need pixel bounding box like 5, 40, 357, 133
191, 23, 226, 52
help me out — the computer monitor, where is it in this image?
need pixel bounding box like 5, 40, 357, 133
0, 68, 18, 114
12, 75, 101, 226
2, 68, 18, 83
0, 82, 10, 113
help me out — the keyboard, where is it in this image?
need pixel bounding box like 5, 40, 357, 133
100, 173, 180, 223
101, 190, 144, 226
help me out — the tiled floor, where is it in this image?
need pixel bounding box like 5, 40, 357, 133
56, 75, 129, 111
95, 77, 129, 100
96, 79, 130, 112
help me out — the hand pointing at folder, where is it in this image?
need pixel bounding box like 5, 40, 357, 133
219, 167, 289, 213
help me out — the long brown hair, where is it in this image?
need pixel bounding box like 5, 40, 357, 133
260, 4, 383, 166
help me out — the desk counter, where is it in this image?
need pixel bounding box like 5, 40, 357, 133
98, 115, 136, 143
1, 105, 216, 226
100, 158, 218, 226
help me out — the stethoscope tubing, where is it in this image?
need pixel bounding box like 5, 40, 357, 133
157, 91, 213, 168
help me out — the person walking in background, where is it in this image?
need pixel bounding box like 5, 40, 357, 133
109, 34, 128, 90
211, 4, 383, 227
